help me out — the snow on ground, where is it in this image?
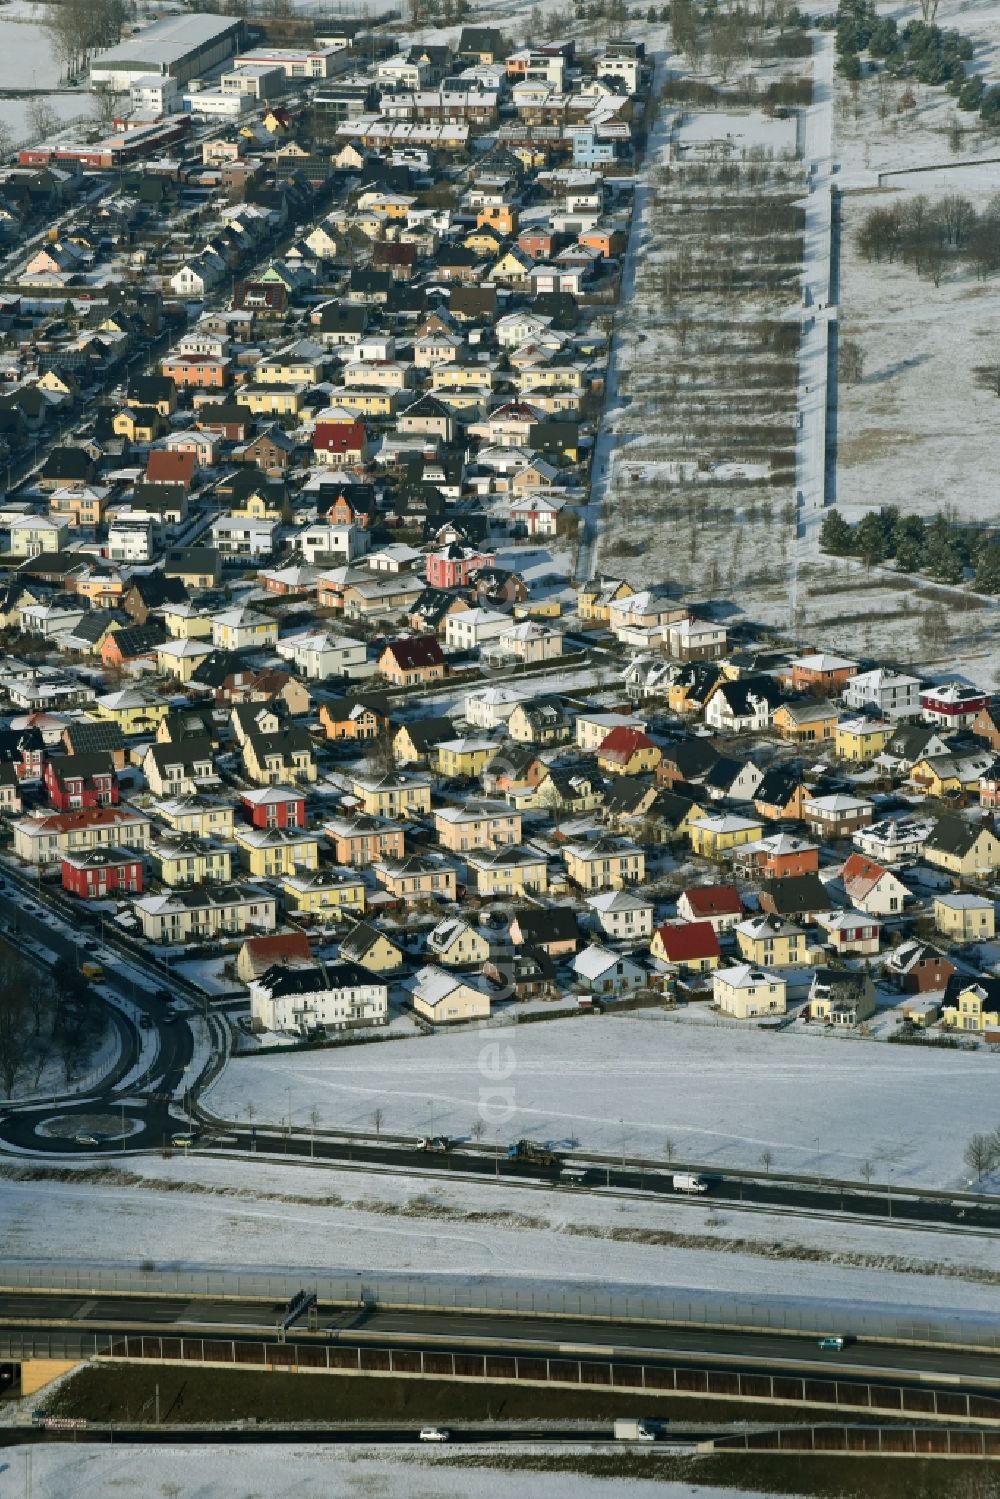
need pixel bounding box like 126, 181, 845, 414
205, 1011, 996, 1190
6, 1151, 1000, 1317
0, 15, 90, 143
19, 1446, 781, 1499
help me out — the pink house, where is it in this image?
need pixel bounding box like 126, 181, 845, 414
425, 542, 496, 590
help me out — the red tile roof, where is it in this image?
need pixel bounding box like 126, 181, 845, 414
598, 726, 656, 761
147, 449, 196, 486
655, 920, 721, 961
681, 884, 742, 918
314, 421, 366, 454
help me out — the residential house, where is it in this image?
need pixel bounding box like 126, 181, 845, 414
251, 961, 387, 1036
571, 945, 647, 997
924, 814, 1000, 879
650, 920, 721, 973
676, 883, 743, 933
712, 964, 787, 1020
933, 893, 995, 942
736, 915, 808, 967
427, 917, 490, 967
411, 966, 491, 1023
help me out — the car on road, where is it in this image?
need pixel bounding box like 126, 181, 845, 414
75, 1133, 103, 1146
171, 1133, 199, 1148
418, 1427, 450, 1442
817, 1336, 846, 1351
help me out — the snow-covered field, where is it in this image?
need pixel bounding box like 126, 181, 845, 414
205, 1012, 995, 1190
9, 1446, 782, 1499
0, 12, 89, 143
6, 1151, 1000, 1316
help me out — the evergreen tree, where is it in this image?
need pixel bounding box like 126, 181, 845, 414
973, 540, 1000, 593
855, 511, 889, 565
819, 509, 854, 555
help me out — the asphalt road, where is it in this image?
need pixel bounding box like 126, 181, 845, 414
210, 1130, 1000, 1234
1, 1426, 691, 1447
2, 1294, 999, 1387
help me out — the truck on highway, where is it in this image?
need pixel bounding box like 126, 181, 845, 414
417, 1135, 451, 1153
507, 1138, 561, 1168
672, 1172, 708, 1194
80, 961, 104, 982
614, 1419, 657, 1441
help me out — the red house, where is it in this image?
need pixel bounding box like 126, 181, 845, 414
920, 683, 989, 728
44, 753, 119, 811
425, 543, 496, 590
652, 920, 721, 971
61, 846, 143, 899
239, 785, 307, 830
313, 420, 368, 468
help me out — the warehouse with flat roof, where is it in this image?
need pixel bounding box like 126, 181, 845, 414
91, 13, 246, 90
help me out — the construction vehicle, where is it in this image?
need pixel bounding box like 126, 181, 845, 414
506, 1138, 561, 1168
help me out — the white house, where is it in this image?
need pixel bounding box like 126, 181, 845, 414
444, 607, 509, 651
853, 817, 935, 866
491, 621, 564, 664
211, 516, 279, 559
571, 944, 646, 996
170, 251, 225, 298
842, 668, 920, 720
298, 522, 369, 566
250, 961, 387, 1035
276, 630, 368, 680
463, 685, 531, 729
586, 889, 654, 942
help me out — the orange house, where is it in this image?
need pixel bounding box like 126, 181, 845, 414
786, 653, 858, 694
161, 354, 231, 390
477, 203, 519, 237
578, 225, 626, 257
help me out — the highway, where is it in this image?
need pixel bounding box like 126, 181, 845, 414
199, 1129, 1000, 1234
2, 1293, 1000, 1387
0, 1425, 697, 1448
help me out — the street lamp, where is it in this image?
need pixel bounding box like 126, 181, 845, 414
887, 1166, 895, 1219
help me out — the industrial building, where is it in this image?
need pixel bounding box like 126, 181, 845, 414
232, 45, 347, 81
90, 13, 245, 91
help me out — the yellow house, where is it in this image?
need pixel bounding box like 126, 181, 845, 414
49, 486, 110, 528
712, 964, 787, 1020
282, 868, 366, 916
155, 795, 235, 839
427, 917, 491, 967
331, 387, 397, 419
258, 351, 325, 385
835, 716, 894, 763
436, 738, 494, 779
942, 981, 1000, 1034
113, 407, 165, 443
430, 365, 496, 396
492, 248, 532, 285
564, 837, 646, 892
232, 489, 284, 521
924, 816, 1000, 879
340, 919, 404, 972
236, 384, 306, 417
772, 700, 838, 743
242, 730, 317, 785
736, 916, 807, 968
149, 834, 232, 888
596, 730, 661, 778
213, 608, 279, 653
349, 772, 432, 819
234, 826, 320, 879
155, 639, 213, 683
412, 968, 491, 1024
37, 368, 76, 400
93, 688, 169, 735
577, 577, 633, 623
689, 814, 764, 860
910, 755, 990, 797
162, 603, 214, 640
514, 365, 584, 395
466, 845, 548, 897
933, 893, 996, 942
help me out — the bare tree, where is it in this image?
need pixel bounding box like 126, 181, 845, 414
860, 1159, 876, 1186
372, 1106, 384, 1137
918, 0, 940, 22
27, 99, 59, 142
759, 1148, 774, 1174
471, 1118, 486, 1143
964, 1133, 998, 1182
92, 84, 124, 130
662, 1136, 677, 1163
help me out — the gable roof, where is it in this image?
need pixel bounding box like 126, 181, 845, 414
654, 920, 721, 962
680, 884, 742, 919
